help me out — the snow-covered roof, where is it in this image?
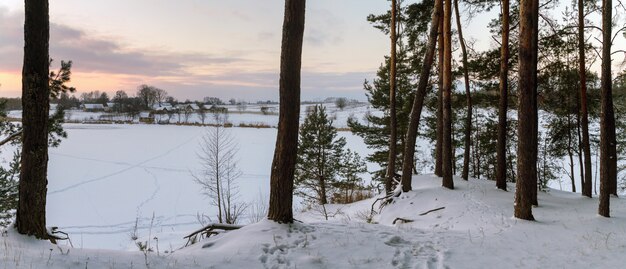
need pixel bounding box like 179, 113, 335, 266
82, 104, 105, 109
189, 104, 200, 110
139, 112, 151, 118
106, 102, 116, 107
152, 103, 172, 109
154, 106, 172, 111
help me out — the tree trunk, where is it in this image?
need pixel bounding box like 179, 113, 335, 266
401, 0, 443, 192
442, 0, 454, 189
496, 0, 510, 191
435, 15, 444, 178
268, 0, 306, 223
598, 0, 615, 217
578, 0, 593, 198
319, 176, 328, 204
567, 115, 576, 192
16, 0, 51, 239
577, 109, 585, 194
386, 0, 399, 194
453, 0, 471, 181
529, 0, 539, 206
514, 0, 537, 221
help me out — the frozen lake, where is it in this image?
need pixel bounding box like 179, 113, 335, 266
38, 123, 375, 250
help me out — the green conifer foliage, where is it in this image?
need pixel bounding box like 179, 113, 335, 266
296, 105, 366, 204
348, 52, 415, 182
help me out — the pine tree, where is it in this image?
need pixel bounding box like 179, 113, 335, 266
0, 151, 19, 228
387, 0, 399, 195
401, 0, 443, 192
295, 105, 347, 205
577, 0, 593, 198
349, 51, 415, 183
336, 150, 368, 203
496, 0, 510, 191
442, 0, 454, 189
354, 2, 434, 186
267, 0, 306, 223
453, 0, 472, 181
514, 0, 538, 221
16, 0, 52, 238
598, 0, 616, 217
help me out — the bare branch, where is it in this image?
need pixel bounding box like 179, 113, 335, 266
611, 26, 626, 44
611, 50, 626, 55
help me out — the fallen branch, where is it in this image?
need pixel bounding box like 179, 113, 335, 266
183, 223, 243, 247
418, 206, 445, 216
49, 227, 73, 247
392, 217, 414, 225
0, 130, 22, 147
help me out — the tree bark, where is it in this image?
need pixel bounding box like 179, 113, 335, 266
453, 0, 472, 181
16, 0, 51, 239
386, 0, 399, 194
496, 0, 510, 191
319, 176, 328, 204
435, 14, 444, 178
442, 0, 454, 189
529, 0, 539, 206
268, 0, 306, 223
401, 0, 443, 192
514, 0, 537, 220
578, 0, 593, 198
598, 0, 615, 217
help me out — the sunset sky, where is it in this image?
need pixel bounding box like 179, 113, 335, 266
0, 1, 395, 101
0, 1, 619, 102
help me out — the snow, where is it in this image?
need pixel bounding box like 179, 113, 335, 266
2, 104, 626, 268
24, 123, 375, 251
3, 175, 626, 268
7, 102, 379, 128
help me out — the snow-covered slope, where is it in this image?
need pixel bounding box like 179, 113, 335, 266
3, 175, 625, 268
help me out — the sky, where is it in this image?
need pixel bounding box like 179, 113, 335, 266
0, 0, 397, 101
0, 1, 622, 102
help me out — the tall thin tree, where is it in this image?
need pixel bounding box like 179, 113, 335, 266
453, 0, 472, 181
267, 0, 306, 223
530, 0, 539, 206
442, 0, 454, 189
496, 0, 510, 191
435, 14, 444, 177
401, 0, 444, 191
514, 0, 539, 220
598, 0, 616, 217
386, 0, 399, 194
578, 0, 593, 198
15, 0, 51, 239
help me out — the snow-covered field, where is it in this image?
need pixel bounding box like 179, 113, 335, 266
1, 123, 375, 251
2, 103, 625, 268
3, 175, 625, 268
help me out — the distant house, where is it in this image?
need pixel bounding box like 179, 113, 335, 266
189, 103, 200, 110
260, 106, 277, 115
208, 105, 228, 113
152, 103, 174, 112
176, 103, 200, 112
104, 102, 116, 112
81, 104, 105, 112
139, 112, 154, 123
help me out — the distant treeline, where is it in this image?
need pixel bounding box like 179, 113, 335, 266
0, 98, 22, 111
